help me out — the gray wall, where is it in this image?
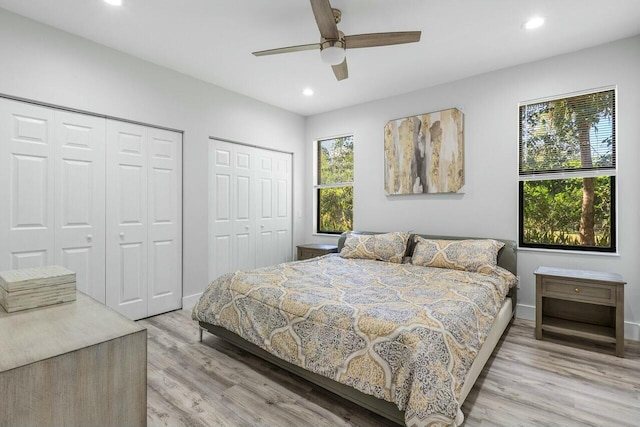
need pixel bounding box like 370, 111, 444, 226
0, 9, 306, 306
305, 36, 640, 339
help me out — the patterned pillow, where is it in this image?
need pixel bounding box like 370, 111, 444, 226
340, 232, 409, 263
411, 237, 504, 273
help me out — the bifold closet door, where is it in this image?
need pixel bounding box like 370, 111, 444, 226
254, 149, 292, 268
0, 102, 105, 304
54, 111, 106, 302
147, 128, 182, 317
210, 141, 256, 277
0, 100, 55, 270
106, 120, 182, 320
209, 140, 292, 281
106, 121, 149, 320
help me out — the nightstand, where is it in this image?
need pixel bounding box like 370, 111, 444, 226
535, 266, 626, 357
297, 243, 338, 260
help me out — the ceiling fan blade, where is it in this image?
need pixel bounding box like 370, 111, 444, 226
345, 31, 421, 49
332, 58, 348, 81
310, 0, 339, 40
252, 43, 320, 56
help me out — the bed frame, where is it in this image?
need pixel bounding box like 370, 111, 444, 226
199, 232, 517, 425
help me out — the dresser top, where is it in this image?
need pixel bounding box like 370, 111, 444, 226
534, 266, 625, 284
0, 292, 145, 372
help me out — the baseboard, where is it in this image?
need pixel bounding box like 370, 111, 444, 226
181, 292, 202, 310
516, 303, 535, 322
516, 303, 639, 341
624, 322, 640, 342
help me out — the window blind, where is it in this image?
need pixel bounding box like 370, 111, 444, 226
519, 89, 615, 179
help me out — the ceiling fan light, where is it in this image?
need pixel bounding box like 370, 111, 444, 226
320, 45, 345, 65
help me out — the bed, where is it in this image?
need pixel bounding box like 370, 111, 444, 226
194, 231, 517, 426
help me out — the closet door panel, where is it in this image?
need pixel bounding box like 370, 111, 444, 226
255, 149, 292, 267
273, 153, 293, 264
54, 111, 106, 302
232, 145, 255, 272
147, 128, 182, 316
106, 121, 148, 320
210, 143, 233, 279
0, 100, 55, 270
255, 150, 275, 268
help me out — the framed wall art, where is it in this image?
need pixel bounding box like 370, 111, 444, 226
384, 108, 464, 194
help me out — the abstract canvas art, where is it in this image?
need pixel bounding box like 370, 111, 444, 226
384, 108, 464, 194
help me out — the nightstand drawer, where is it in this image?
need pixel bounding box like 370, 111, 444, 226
298, 249, 317, 260
542, 278, 616, 306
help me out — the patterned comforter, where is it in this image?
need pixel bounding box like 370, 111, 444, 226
193, 255, 516, 426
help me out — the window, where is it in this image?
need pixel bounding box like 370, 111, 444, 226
518, 88, 616, 252
314, 135, 354, 234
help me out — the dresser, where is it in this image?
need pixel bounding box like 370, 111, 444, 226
534, 266, 626, 357
0, 292, 147, 426
296, 243, 339, 260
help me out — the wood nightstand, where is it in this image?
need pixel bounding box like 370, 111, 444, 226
297, 243, 338, 260
535, 266, 626, 357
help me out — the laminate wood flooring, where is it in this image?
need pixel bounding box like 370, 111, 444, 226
139, 310, 640, 427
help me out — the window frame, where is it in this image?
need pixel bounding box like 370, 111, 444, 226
517, 87, 618, 253
313, 134, 354, 235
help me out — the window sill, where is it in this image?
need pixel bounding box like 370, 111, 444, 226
517, 246, 620, 257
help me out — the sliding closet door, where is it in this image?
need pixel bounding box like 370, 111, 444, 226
54, 111, 106, 302
209, 139, 292, 281
0, 100, 55, 270
147, 128, 182, 317
106, 120, 148, 320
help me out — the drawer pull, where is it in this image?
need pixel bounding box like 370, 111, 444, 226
574, 288, 580, 293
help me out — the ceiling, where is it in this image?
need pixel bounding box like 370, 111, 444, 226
1, 0, 639, 116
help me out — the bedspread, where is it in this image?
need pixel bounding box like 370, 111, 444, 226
193, 255, 516, 426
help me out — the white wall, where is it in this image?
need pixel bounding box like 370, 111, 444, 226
305, 36, 640, 340
0, 9, 306, 307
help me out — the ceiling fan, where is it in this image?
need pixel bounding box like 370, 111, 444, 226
252, 0, 421, 81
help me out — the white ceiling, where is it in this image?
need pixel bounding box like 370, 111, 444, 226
1, 0, 639, 116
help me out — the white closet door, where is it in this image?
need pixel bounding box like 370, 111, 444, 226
0, 100, 55, 270
54, 111, 106, 302
255, 148, 292, 267
272, 151, 293, 264
209, 140, 256, 280
210, 141, 234, 279
209, 140, 292, 281
232, 144, 256, 271
106, 120, 148, 320
147, 128, 182, 317
255, 149, 275, 268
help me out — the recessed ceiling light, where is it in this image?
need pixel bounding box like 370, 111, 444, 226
524, 16, 545, 30
104, 0, 123, 6
302, 88, 314, 96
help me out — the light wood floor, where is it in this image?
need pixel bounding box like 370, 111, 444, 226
139, 310, 640, 427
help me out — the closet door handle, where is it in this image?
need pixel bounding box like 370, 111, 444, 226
119, 232, 125, 239
86, 234, 93, 242
245, 225, 250, 230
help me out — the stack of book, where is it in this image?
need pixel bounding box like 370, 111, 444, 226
0, 265, 76, 313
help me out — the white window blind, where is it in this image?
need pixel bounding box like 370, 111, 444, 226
519, 89, 615, 181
